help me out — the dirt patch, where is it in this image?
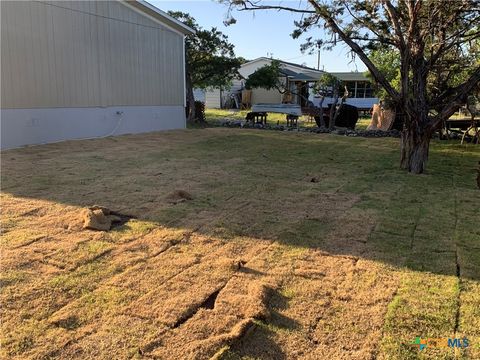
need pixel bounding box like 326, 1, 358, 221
166, 190, 194, 204
81, 205, 135, 231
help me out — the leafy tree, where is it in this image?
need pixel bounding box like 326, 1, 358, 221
316, 73, 348, 129
244, 60, 283, 90
222, 0, 480, 173
169, 12, 242, 122
366, 48, 401, 104
244, 60, 308, 101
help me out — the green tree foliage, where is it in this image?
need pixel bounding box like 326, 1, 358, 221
366, 48, 401, 104
168, 11, 242, 122
316, 73, 348, 129
313, 73, 342, 96
244, 60, 282, 90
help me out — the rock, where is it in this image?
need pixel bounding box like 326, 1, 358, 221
80, 205, 132, 231
109, 214, 122, 223
82, 208, 112, 231
390, 129, 401, 137
89, 205, 111, 215
232, 120, 243, 127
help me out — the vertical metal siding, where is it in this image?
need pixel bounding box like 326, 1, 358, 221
0, 0, 185, 109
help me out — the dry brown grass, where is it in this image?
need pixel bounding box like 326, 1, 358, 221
1, 128, 479, 359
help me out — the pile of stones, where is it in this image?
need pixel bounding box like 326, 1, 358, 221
216, 118, 477, 141
218, 119, 402, 138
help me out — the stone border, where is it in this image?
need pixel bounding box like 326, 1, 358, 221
215, 119, 402, 138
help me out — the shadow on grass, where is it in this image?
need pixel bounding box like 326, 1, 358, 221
224, 289, 297, 360
1, 129, 479, 282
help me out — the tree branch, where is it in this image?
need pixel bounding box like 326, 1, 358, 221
383, 0, 406, 50
343, 1, 396, 47
307, 0, 400, 101
236, 0, 315, 14
432, 66, 480, 126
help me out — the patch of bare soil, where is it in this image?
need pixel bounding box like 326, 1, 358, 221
81, 205, 135, 231
166, 190, 194, 205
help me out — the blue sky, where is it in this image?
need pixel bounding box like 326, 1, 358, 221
152, 0, 367, 72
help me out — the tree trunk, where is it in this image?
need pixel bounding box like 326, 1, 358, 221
314, 96, 325, 127
400, 122, 431, 174
401, 51, 431, 174
333, 88, 349, 128
391, 102, 406, 131
329, 95, 338, 130
185, 71, 196, 123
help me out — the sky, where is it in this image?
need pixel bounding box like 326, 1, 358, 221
152, 0, 367, 72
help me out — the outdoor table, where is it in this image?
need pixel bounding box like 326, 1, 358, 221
249, 103, 303, 127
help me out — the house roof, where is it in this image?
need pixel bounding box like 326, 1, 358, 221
279, 68, 299, 77
243, 57, 324, 75
241, 58, 373, 83
126, 1, 195, 35
330, 72, 369, 82
289, 73, 320, 82
243, 57, 323, 82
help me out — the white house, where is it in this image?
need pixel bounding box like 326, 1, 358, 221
197, 57, 325, 108
321, 72, 379, 110
198, 57, 378, 111
0, 1, 194, 149
240, 57, 327, 106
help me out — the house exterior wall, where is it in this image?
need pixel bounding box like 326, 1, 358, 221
199, 79, 244, 109
1, 1, 187, 149
239, 58, 323, 107
193, 89, 206, 103
0, 106, 185, 150
205, 89, 222, 109
238, 58, 272, 79
251, 88, 283, 105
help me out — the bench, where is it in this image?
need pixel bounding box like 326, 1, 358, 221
245, 112, 268, 125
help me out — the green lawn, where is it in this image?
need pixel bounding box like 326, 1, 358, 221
204, 108, 373, 130
1, 128, 479, 359
204, 108, 318, 127
204, 108, 476, 131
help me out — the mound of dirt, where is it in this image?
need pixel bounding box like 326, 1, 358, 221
166, 190, 193, 204
81, 205, 131, 231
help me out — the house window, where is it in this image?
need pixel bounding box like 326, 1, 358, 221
351, 81, 373, 98
364, 84, 374, 98
346, 82, 356, 97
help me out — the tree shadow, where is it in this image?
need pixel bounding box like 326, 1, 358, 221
1, 131, 479, 282
227, 289, 298, 360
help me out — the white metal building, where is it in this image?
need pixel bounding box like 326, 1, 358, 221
0, 1, 194, 149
